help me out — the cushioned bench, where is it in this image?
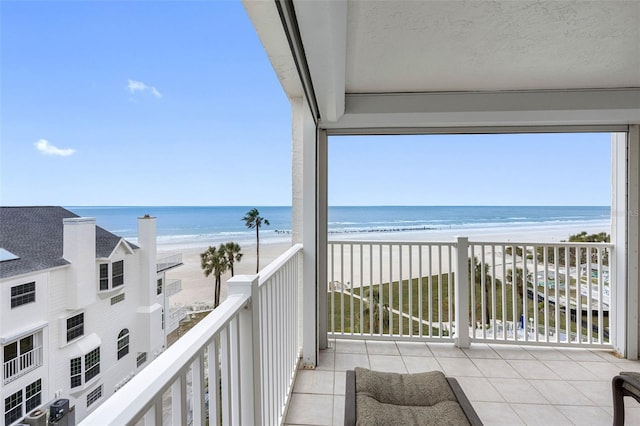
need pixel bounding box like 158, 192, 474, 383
345, 368, 483, 426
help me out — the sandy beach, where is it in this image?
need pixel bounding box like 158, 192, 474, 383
162, 241, 293, 310
162, 221, 610, 311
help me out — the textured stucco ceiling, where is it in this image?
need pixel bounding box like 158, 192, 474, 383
345, 0, 640, 93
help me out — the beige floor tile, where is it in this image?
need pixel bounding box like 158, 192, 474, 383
472, 358, 521, 378
332, 395, 345, 426
456, 377, 505, 402
472, 402, 524, 425
427, 342, 467, 358
578, 361, 623, 380
489, 378, 548, 404
335, 339, 367, 354
510, 403, 573, 426
334, 371, 346, 396
402, 355, 443, 373
556, 405, 612, 425
396, 341, 432, 357
438, 357, 484, 377
368, 354, 408, 373
541, 359, 599, 380
293, 370, 335, 394
571, 380, 613, 406
334, 353, 370, 371
525, 346, 570, 361
316, 351, 335, 371
286, 394, 334, 425
529, 379, 594, 406
490, 344, 535, 360
365, 340, 400, 355
463, 343, 500, 359
507, 359, 560, 379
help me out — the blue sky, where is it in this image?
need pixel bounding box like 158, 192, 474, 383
1, 2, 611, 207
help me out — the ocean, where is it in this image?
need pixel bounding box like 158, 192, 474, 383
67, 205, 610, 248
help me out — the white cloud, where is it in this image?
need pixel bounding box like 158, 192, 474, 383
127, 79, 162, 98
34, 139, 76, 157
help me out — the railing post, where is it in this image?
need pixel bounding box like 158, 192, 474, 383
228, 274, 262, 426
455, 237, 471, 348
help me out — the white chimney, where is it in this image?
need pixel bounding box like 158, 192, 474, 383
63, 217, 97, 308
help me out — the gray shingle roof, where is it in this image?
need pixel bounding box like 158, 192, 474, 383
0, 206, 138, 279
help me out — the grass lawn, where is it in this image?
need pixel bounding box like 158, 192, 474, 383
328, 273, 608, 342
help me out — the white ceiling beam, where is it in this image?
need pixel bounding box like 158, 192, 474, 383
294, 0, 347, 122
320, 89, 640, 129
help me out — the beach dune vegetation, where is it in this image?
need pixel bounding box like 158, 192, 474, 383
242, 208, 270, 273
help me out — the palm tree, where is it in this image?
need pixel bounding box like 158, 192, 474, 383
362, 287, 389, 334
469, 256, 492, 327
200, 245, 229, 308
242, 208, 270, 273
506, 267, 525, 324
223, 242, 243, 277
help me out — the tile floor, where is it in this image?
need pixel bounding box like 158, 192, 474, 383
284, 339, 640, 425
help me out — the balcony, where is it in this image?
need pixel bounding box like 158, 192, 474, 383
157, 253, 183, 273
285, 338, 639, 425
167, 307, 187, 333
3, 345, 43, 384
82, 240, 631, 425
165, 278, 182, 297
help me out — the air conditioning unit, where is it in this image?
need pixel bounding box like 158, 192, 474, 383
49, 399, 69, 422
23, 408, 47, 426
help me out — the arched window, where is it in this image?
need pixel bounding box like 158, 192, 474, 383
117, 329, 129, 360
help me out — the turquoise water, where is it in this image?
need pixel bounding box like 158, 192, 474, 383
67, 205, 609, 247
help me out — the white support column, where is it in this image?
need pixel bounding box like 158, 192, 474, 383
318, 129, 328, 350
297, 96, 319, 367
626, 126, 640, 359
612, 132, 632, 358
228, 275, 261, 425
455, 237, 471, 348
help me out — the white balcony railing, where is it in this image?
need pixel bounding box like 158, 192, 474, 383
81, 244, 302, 426
328, 238, 613, 347
157, 253, 183, 273
165, 279, 182, 297
3, 345, 43, 384
167, 307, 187, 333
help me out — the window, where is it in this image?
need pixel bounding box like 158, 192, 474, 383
117, 329, 129, 360
99, 260, 125, 290
66, 313, 84, 342
10, 282, 35, 308
110, 293, 125, 305
70, 347, 100, 388
85, 348, 100, 382
112, 260, 124, 287
25, 379, 41, 412
99, 264, 109, 290
4, 379, 41, 424
157, 278, 163, 295
87, 385, 102, 407
4, 390, 22, 425
70, 358, 82, 388
3, 332, 43, 383
136, 352, 147, 367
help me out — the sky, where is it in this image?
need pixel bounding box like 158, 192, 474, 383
1, 1, 612, 207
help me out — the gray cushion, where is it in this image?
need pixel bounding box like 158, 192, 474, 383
354, 368, 470, 425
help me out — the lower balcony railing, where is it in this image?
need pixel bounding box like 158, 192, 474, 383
165, 278, 182, 297
3, 346, 43, 384
81, 244, 302, 426
328, 238, 613, 348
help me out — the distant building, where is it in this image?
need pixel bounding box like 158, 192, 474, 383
0, 207, 183, 425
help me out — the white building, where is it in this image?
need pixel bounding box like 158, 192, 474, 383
0, 207, 182, 425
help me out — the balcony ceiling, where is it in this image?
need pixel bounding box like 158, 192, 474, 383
243, 0, 640, 128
